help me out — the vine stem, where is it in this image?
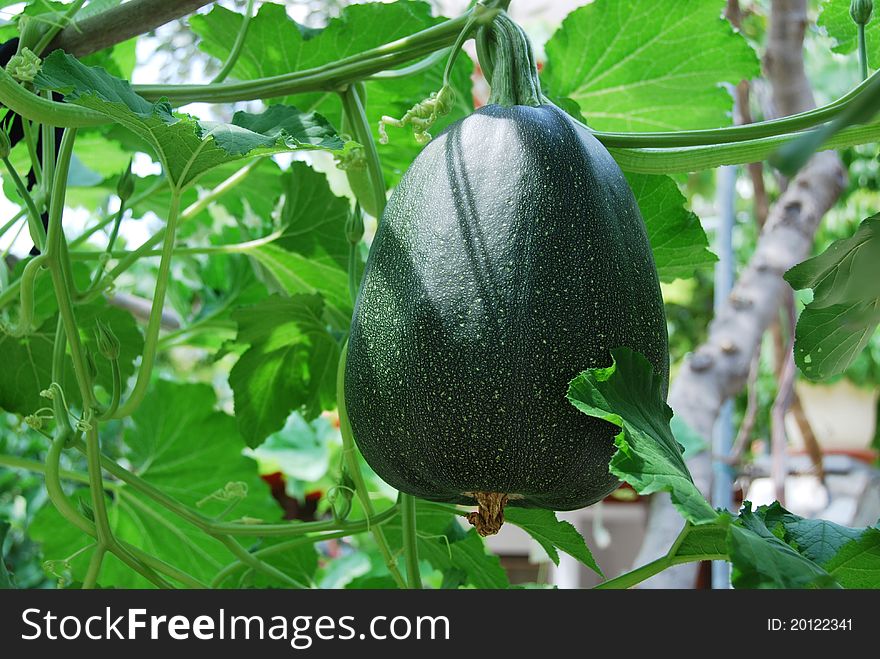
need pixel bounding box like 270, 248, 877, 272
43, 129, 116, 584
401, 493, 422, 588
369, 48, 450, 80
82, 545, 107, 590
608, 119, 880, 174
8, 254, 46, 336
0, 453, 113, 487
70, 229, 284, 261
594, 523, 727, 589
593, 555, 676, 590
43, 426, 175, 588
87, 201, 128, 293
340, 85, 387, 219
337, 344, 408, 589
72, 436, 399, 537
21, 119, 42, 185
441, 4, 492, 88
209, 510, 400, 586
338, 83, 423, 589
39, 301, 197, 588
40, 99, 56, 206
859, 23, 869, 81
32, 0, 87, 56
111, 190, 182, 419
2, 157, 46, 250
215, 535, 308, 589
211, 0, 255, 83
0, 208, 26, 241
212, 533, 344, 587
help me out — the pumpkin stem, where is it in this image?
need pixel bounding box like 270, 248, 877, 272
466, 492, 509, 536
476, 12, 548, 108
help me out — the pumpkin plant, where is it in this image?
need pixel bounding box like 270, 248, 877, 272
0, 0, 878, 590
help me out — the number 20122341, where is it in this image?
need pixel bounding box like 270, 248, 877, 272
768, 619, 853, 631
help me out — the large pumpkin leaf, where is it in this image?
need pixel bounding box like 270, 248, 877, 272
241, 162, 354, 325
249, 244, 352, 324
785, 215, 880, 379
567, 348, 718, 524
565, 351, 880, 588
756, 503, 880, 589
625, 173, 716, 281
0, 301, 143, 417
30, 381, 301, 589
229, 295, 340, 448
543, 0, 760, 132
729, 504, 839, 589
274, 163, 351, 272
504, 508, 602, 575
190, 1, 473, 187
34, 51, 347, 190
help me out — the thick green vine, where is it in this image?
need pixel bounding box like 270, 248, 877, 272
0, 0, 876, 593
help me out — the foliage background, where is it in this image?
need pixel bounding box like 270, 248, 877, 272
0, 0, 877, 589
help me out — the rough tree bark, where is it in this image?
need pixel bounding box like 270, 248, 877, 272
47, 0, 215, 58
631, 0, 846, 588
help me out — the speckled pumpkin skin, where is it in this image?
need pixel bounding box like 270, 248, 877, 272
345, 104, 668, 510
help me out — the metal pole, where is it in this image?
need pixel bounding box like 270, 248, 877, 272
711, 163, 737, 589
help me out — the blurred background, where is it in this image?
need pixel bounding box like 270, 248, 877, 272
1, 0, 877, 589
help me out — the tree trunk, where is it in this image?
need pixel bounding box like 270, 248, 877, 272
631, 0, 846, 588
47, 0, 215, 57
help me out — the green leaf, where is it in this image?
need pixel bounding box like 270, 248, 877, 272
190, 1, 473, 187
229, 295, 341, 448
504, 508, 602, 575
72, 132, 133, 179
31, 381, 288, 588
0, 302, 143, 417
822, 528, 880, 589
786, 215, 880, 309
385, 508, 509, 589
758, 503, 880, 589
0, 323, 55, 416
276, 163, 351, 272
437, 528, 510, 589
250, 245, 352, 321
819, 0, 880, 61
346, 575, 399, 589
790, 303, 880, 380
625, 173, 716, 282
34, 51, 347, 189
729, 504, 839, 589
675, 519, 730, 559
785, 216, 880, 379
247, 162, 355, 322
0, 521, 15, 589
245, 539, 319, 589
567, 348, 718, 524
543, 0, 760, 132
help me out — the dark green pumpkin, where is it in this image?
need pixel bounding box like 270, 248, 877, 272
345, 103, 668, 529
